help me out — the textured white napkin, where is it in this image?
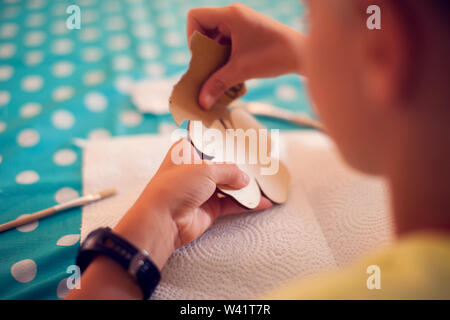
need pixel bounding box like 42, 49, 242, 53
80, 131, 393, 299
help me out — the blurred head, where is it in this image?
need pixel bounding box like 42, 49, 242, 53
304, 0, 450, 175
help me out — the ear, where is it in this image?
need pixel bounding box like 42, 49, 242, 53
359, 0, 416, 109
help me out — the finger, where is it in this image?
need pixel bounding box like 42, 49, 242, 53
161, 138, 201, 170
218, 195, 273, 216
204, 162, 250, 189
199, 61, 241, 109
186, 7, 231, 42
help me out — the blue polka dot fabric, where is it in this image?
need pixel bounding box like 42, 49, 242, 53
0, 0, 313, 299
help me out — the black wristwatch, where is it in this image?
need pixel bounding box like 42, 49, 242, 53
76, 227, 161, 300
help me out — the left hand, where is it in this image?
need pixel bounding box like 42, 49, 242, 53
114, 139, 272, 269
66, 139, 272, 299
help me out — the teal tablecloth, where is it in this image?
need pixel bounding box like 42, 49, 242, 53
0, 0, 313, 299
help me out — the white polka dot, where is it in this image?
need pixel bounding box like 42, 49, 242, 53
26, 12, 46, 27
52, 110, 75, 129
52, 61, 74, 77
276, 84, 298, 101
0, 23, 19, 39
113, 55, 134, 71
0, 65, 14, 81
120, 110, 142, 127
82, 9, 98, 24
11, 259, 37, 283
0, 91, 10, 107
24, 50, 44, 66
79, 0, 96, 6
158, 122, 177, 135
108, 34, 130, 51
0, 121, 6, 133
56, 234, 80, 246
53, 149, 77, 166
4, 0, 20, 4
0, 154, 2, 163
80, 27, 100, 42
156, 13, 176, 28
152, 1, 168, 9
83, 70, 105, 86
144, 63, 165, 77
16, 214, 39, 232
163, 31, 183, 47
132, 23, 154, 38
54, 187, 79, 203
56, 278, 70, 299
2, 6, 20, 19
127, 7, 148, 21
85, 92, 107, 112
52, 86, 74, 102
0, 43, 16, 58
24, 30, 46, 47
16, 170, 39, 184
102, 0, 121, 13
27, 0, 46, 10
17, 129, 40, 147
81, 47, 102, 62
52, 39, 74, 55
114, 75, 134, 94
51, 20, 69, 35
21, 75, 43, 92
170, 51, 189, 65
105, 16, 126, 31
20, 103, 41, 118
247, 79, 261, 88
88, 128, 111, 140
51, 3, 67, 16
137, 43, 159, 60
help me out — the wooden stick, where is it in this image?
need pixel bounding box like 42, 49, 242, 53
0, 188, 116, 233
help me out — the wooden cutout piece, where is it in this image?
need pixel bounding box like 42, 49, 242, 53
255, 160, 290, 204
218, 164, 261, 210
229, 107, 272, 156
169, 31, 247, 127
188, 119, 262, 209
188, 119, 227, 159
188, 105, 290, 206
230, 107, 289, 203
170, 31, 289, 207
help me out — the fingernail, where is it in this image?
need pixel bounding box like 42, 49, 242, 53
203, 94, 214, 109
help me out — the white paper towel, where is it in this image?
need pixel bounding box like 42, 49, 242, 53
80, 130, 393, 299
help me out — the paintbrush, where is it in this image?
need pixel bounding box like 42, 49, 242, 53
0, 188, 116, 233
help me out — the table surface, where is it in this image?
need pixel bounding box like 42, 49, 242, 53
0, 0, 313, 299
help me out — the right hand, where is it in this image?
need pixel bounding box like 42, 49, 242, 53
187, 3, 306, 109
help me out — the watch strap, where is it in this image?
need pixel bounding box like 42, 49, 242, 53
76, 227, 161, 299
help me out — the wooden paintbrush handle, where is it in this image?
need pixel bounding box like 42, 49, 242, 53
0, 207, 56, 233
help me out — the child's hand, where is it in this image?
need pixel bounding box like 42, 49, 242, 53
187, 3, 306, 109
114, 139, 272, 269
67, 139, 272, 299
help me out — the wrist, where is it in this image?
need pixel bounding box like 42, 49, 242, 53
283, 28, 307, 75
113, 199, 178, 271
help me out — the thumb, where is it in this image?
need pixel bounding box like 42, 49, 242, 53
199, 62, 238, 109
204, 162, 250, 189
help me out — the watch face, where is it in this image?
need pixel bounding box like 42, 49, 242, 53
83, 234, 98, 249
83, 227, 106, 249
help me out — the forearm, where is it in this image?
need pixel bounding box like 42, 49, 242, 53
66, 203, 178, 300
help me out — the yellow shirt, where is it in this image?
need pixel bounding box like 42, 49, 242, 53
265, 232, 450, 299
